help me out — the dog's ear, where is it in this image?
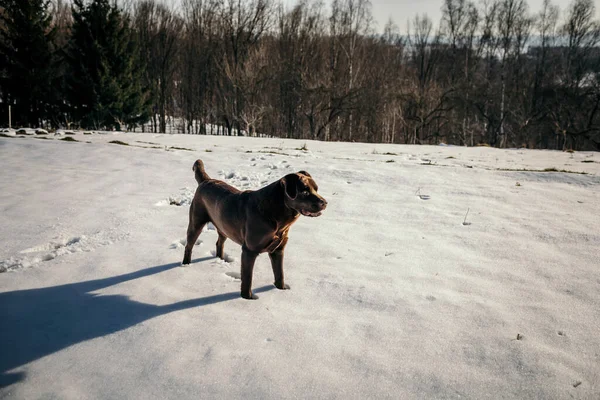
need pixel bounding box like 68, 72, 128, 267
298, 170, 311, 177
281, 174, 298, 200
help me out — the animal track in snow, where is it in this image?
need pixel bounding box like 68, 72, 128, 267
1, 230, 128, 273
171, 222, 217, 250
225, 271, 241, 280
19, 236, 83, 254
218, 169, 264, 189
170, 238, 202, 249
156, 187, 195, 207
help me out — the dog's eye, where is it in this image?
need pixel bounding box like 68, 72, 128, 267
301, 190, 309, 196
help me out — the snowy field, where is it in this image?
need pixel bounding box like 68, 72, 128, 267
1, 131, 599, 399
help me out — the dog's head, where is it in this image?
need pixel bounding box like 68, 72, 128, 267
280, 171, 327, 217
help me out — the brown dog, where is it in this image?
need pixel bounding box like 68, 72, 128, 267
183, 159, 327, 299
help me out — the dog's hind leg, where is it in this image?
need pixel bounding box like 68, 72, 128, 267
216, 232, 227, 260
182, 204, 208, 265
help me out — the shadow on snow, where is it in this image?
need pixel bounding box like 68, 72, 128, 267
0, 257, 274, 388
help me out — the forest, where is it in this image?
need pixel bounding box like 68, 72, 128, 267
1, 0, 599, 150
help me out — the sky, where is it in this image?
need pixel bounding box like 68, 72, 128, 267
369, 0, 578, 32
283, 0, 595, 33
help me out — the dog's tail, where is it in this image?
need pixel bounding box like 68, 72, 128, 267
193, 159, 210, 184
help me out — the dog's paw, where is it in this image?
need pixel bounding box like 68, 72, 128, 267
241, 292, 259, 300
210, 250, 235, 263
275, 282, 291, 290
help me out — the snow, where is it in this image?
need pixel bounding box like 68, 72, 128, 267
0, 129, 17, 136
1, 132, 599, 398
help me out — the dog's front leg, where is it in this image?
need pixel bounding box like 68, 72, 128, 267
269, 237, 290, 290
241, 246, 259, 300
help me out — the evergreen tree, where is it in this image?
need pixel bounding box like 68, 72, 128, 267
0, 0, 56, 127
66, 0, 149, 130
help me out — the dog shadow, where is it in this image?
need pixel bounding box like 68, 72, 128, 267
0, 257, 274, 388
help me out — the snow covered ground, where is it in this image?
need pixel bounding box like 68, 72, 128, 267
1, 132, 599, 399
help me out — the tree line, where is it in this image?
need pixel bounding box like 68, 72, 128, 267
1, 0, 599, 150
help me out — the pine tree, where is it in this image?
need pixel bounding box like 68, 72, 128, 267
0, 0, 56, 127
66, 0, 149, 130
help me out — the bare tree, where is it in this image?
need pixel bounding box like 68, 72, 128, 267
134, 0, 183, 133
330, 0, 372, 141
218, 0, 273, 135
552, 0, 600, 149
441, 0, 480, 145
3, 0, 599, 150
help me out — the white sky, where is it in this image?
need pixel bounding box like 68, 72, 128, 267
370, 0, 591, 32
282, 0, 596, 33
